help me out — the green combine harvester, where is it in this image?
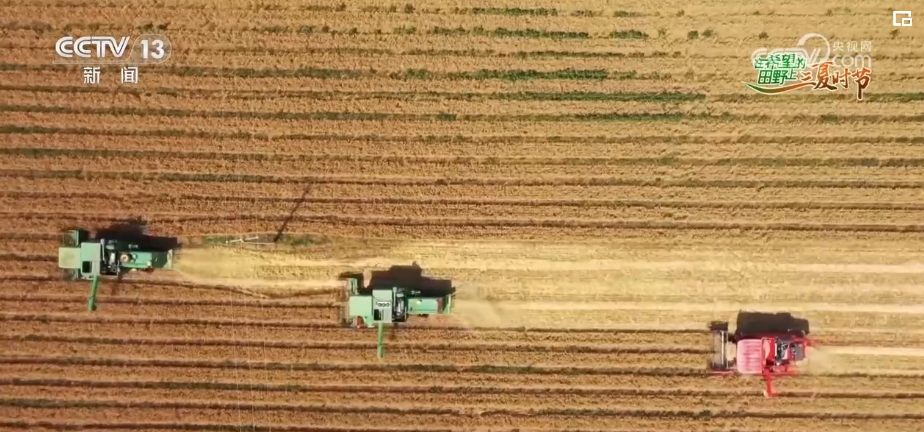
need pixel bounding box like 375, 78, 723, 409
58, 229, 175, 311
341, 263, 455, 359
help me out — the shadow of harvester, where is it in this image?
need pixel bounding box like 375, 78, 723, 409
338, 262, 456, 298
735, 311, 811, 337
94, 220, 181, 253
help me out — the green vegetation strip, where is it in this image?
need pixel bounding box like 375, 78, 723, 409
0, 85, 703, 103
3, 104, 924, 123
4, 148, 924, 168
4, 125, 924, 144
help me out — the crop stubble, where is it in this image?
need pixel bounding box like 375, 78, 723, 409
3, 0, 924, 429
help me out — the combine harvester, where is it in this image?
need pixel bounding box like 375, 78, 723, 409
709, 311, 816, 397
58, 228, 175, 311
341, 263, 455, 359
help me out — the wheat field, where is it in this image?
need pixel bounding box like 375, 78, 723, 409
2, 0, 924, 431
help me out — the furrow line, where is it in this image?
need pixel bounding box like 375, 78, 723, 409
5, 397, 924, 419
5, 377, 924, 399
3, 103, 924, 123
0, 294, 337, 308
0, 420, 757, 432
0, 313, 707, 345
6, 148, 924, 168
5, 169, 924, 189
6, 191, 924, 211
0, 334, 710, 354
3, 212, 924, 234
4, 124, 924, 144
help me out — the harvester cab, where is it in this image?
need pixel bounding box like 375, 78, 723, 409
340, 263, 455, 358
58, 229, 175, 311
709, 311, 815, 397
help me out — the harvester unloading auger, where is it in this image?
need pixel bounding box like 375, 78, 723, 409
709, 311, 816, 397
340, 263, 455, 359
58, 229, 175, 311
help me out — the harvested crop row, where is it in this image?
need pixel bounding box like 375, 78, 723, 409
0, 316, 708, 346
6, 215, 924, 243
15, 192, 924, 215
8, 196, 924, 226
5, 4, 892, 39
6, 133, 924, 159
4, 382, 923, 412
3, 403, 921, 431
3, 339, 706, 367
5, 104, 923, 128
3, 51, 912, 94
3, 89, 709, 116
5, 156, 924, 183
3, 311, 920, 348
5, 358, 924, 391
10, 212, 924, 238
0, 279, 342, 302
486, 307, 924, 335
9, 112, 921, 138
6, 178, 924, 204
0, 239, 60, 255
0, 299, 339, 322
0, 69, 722, 94
454, 274, 924, 307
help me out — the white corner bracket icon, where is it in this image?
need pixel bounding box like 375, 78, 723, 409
893, 10, 912, 27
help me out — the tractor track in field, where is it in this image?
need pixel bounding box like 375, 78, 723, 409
4, 211, 924, 234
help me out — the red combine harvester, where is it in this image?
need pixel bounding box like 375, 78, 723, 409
709, 311, 816, 397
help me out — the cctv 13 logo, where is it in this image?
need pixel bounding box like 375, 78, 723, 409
54, 34, 173, 65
